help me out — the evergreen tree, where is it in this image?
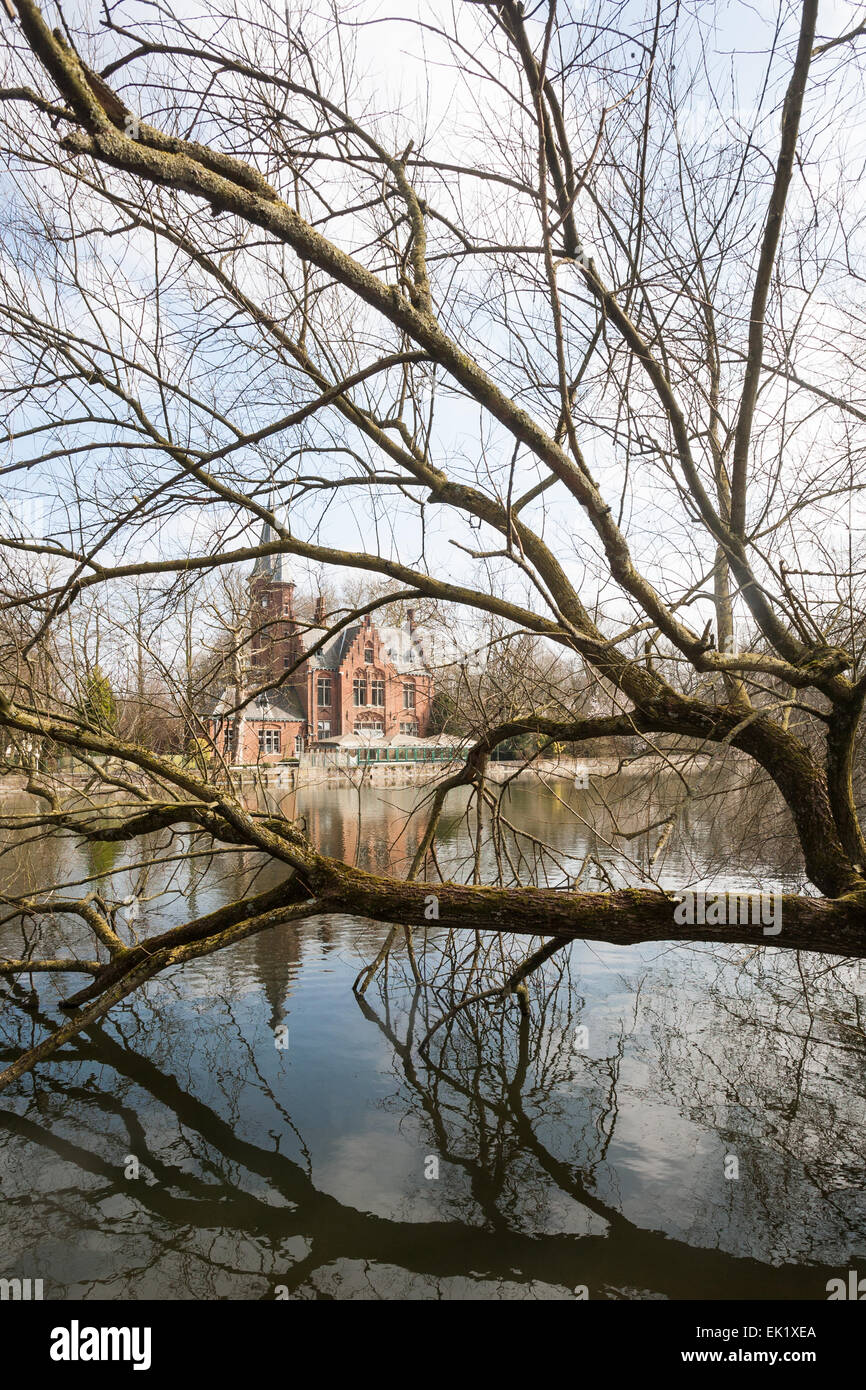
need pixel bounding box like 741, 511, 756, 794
79, 665, 118, 731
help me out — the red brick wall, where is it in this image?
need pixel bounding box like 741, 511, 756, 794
208, 715, 304, 763
334, 614, 431, 739
285, 608, 433, 741
209, 590, 433, 760
236, 718, 304, 763
310, 666, 338, 737
249, 576, 306, 690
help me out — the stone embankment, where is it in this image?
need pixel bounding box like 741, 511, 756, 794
228, 750, 733, 789
0, 749, 741, 794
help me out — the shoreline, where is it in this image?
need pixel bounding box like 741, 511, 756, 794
0, 749, 744, 794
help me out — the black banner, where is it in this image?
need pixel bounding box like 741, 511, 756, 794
3, 1298, 860, 1377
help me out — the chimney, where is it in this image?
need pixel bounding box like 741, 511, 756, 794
314, 594, 325, 624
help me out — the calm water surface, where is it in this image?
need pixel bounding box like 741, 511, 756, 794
1, 775, 864, 1299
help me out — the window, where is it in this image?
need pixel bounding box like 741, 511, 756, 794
364, 645, 374, 664
403, 683, 415, 709
222, 721, 234, 751
294, 734, 303, 753
400, 721, 419, 736
257, 729, 281, 754
355, 721, 383, 735
261, 597, 268, 608
317, 721, 331, 738
370, 679, 385, 706
283, 656, 291, 668
317, 677, 332, 707
353, 677, 366, 706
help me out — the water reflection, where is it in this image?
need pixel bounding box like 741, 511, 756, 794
0, 775, 863, 1298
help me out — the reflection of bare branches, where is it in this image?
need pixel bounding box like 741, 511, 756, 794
418, 933, 572, 1049
1, 974, 849, 1298
631, 946, 866, 1252
353, 949, 857, 1295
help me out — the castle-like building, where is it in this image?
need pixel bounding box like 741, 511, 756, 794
208, 520, 433, 763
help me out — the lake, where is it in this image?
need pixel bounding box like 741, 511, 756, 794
1, 773, 864, 1299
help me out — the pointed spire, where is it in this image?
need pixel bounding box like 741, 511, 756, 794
251, 503, 293, 584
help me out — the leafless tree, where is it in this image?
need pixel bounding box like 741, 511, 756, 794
1, 0, 866, 1091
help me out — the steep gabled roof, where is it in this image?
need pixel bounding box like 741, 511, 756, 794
299, 625, 342, 671
211, 684, 305, 722
302, 619, 431, 674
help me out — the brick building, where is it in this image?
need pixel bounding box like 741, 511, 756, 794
208, 521, 434, 764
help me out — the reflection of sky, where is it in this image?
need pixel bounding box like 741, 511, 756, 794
1, 779, 864, 1298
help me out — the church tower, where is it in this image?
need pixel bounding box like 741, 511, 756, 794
248, 516, 306, 687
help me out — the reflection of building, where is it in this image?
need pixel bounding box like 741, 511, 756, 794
208, 518, 434, 763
